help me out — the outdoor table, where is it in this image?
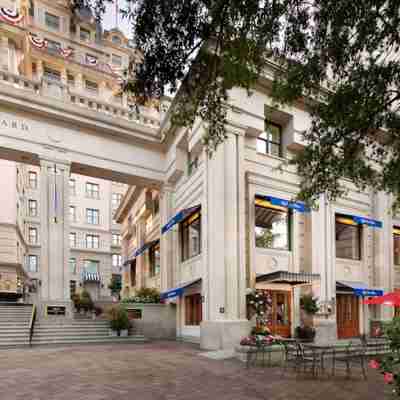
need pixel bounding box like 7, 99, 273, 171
301, 343, 344, 374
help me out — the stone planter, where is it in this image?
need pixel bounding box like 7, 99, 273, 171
109, 329, 118, 337
120, 329, 128, 337
109, 329, 129, 337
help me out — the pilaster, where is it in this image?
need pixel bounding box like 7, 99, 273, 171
39, 158, 71, 312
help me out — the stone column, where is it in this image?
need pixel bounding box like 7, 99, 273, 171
374, 192, 393, 321
160, 185, 175, 292
312, 194, 337, 343
39, 159, 71, 316
36, 59, 44, 81
200, 129, 250, 351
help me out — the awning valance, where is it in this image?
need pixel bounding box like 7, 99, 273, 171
160, 278, 201, 300
256, 195, 309, 213
82, 271, 101, 283
337, 214, 382, 229
256, 271, 319, 286
161, 205, 200, 234
123, 239, 159, 265
336, 281, 383, 297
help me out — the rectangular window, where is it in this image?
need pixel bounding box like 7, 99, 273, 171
43, 67, 61, 82
394, 227, 400, 266
47, 39, 61, 55
80, 27, 91, 42
45, 12, 60, 31
85, 79, 98, 94
70, 280, 76, 298
112, 193, 123, 210
257, 121, 282, 157
69, 258, 76, 274
149, 242, 160, 277
28, 255, 38, 272
86, 234, 99, 249
188, 152, 198, 176
28, 171, 37, 189
185, 294, 202, 326
112, 234, 121, 246
112, 254, 122, 267
130, 260, 136, 286
67, 74, 74, 86
111, 54, 122, 66
181, 210, 201, 261
153, 195, 160, 216
86, 208, 99, 225
29, 227, 37, 244
28, 199, 37, 217
69, 206, 76, 222
255, 197, 290, 251
335, 214, 362, 260
69, 179, 76, 195
69, 232, 76, 248
86, 182, 99, 199
83, 259, 99, 273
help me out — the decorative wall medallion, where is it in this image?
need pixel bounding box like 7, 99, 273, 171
270, 257, 278, 270
344, 266, 351, 275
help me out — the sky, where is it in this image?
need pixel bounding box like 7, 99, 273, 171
102, 1, 132, 37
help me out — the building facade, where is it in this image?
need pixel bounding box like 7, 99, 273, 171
117, 80, 399, 350
0, 0, 130, 310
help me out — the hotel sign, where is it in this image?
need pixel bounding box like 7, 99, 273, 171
0, 118, 29, 131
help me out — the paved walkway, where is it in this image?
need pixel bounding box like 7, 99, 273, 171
0, 341, 383, 400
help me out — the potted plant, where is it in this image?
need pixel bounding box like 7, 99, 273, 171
79, 290, 94, 315
108, 276, 122, 300
300, 294, 319, 315
106, 304, 130, 336
71, 293, 81, 313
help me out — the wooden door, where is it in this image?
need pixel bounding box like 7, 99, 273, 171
337, 294, 360, 338
266, 291, 291, 337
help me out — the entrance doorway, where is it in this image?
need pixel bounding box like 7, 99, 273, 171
337, 294, 360, 338
266, 290, 291, 337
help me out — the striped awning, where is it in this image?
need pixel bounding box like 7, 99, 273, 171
82, 271, 101, 282
256, 271, 320, 286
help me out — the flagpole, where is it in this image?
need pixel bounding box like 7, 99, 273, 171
115, 0, 118, 27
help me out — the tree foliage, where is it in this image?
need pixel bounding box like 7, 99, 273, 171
77, 0, 400, 205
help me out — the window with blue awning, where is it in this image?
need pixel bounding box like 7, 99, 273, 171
123, 239, 160, 265
255, 195, 309, 213
160, 278, 201, 300
336, 214, 382, 229
161, 205, 201, 234
336, 281, 383, 297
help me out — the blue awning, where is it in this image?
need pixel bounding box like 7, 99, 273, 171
337, 281, 383, 297
256, 195, 309, 213
161, 205, 201, 234
160, 278, 201, 300
123, 239, 159, 265
352, 216, 382, 228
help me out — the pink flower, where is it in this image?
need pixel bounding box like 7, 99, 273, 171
368, 360, 380, 370
384, 373, 394, 384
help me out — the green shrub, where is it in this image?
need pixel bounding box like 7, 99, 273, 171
79, 290, 94, 312
106, 304, 130, 332
121, 287, 161, 304
300, 295, 319, 315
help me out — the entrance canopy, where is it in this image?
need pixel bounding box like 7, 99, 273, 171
82, 271, 101, 283
161, 205, 200, 234
160, 278, 201, 300
256, 271, 320, 286
336, 281, 383, 297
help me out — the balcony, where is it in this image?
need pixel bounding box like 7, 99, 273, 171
0, 70, 160, 129
70, 240, 109, 252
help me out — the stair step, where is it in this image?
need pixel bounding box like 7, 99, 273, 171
32, 336, 146, 345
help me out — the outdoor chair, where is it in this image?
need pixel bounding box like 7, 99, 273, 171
331, 344, 367, 379
246, 343, 274, 368
280, 341, 301, 375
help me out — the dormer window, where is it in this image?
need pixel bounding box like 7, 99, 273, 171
112, 35, 122, 45
257, 122, 282, 157
80, 27, 91, 42
45, 12, 60, 31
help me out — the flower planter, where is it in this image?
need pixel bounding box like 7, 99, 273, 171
109, 329, 119, 337
120, 329, 128, 337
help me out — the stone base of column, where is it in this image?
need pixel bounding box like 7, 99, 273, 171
38, 300, 73, 319
313, 317, 337, 344
200, 320, 251, 351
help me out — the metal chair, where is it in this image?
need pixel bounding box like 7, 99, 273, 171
332, 343, 367, 379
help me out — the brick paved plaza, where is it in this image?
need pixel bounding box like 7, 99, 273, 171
0, 341, 383, 400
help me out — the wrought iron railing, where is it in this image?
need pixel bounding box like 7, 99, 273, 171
29, 304, 36, 347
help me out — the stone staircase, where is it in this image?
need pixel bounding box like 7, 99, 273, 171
31, 319, 147, 346
0, 303, 33, 347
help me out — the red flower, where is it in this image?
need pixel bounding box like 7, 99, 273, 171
368, 360, 380, 370
384, 373, 394, 384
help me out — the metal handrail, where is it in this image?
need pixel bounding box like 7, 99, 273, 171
28, 304, 36, 347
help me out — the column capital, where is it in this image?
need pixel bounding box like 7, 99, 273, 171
39, 158, 71, 170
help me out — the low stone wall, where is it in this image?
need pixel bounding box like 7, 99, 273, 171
124, 303, 176, 339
